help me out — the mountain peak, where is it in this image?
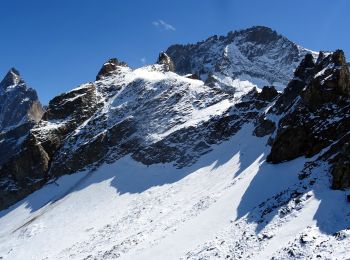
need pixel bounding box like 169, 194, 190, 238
231, 26, 282, 47
166, 26, 314, 89
0, 66, 44, 131
0, 67, 22, 89
96, 58, 128, 80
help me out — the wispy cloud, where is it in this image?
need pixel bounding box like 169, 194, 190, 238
152, 19, 176, 31
140, 57, 146, 64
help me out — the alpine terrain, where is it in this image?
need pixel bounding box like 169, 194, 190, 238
0, 26, 349, 260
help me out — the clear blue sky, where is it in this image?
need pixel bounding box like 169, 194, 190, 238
1, 0, 349, 104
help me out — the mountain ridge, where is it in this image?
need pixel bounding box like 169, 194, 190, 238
0, 26, 350, 260
165, 26, 317, 91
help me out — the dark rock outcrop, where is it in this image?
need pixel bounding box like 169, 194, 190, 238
0, 68, 44, 130
96, 58, 128, 80
257, 86, 278, 102
0, 83, 99, 210
253, 118, 276, 137
331, 142, 350, 189
157, 52, 175, 72
265, 50, 350, 189
301, 50, 350, 110
0, 68, 22, 89
0, 122, 35, 165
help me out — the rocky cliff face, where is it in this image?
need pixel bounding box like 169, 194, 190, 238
0, 82, 99, 209
166, 26, 316, 90
0, 68, 43, 130
0, 68, 44, 165
256, 50, 350, 189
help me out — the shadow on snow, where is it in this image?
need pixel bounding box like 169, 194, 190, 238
0, 125, 348, 236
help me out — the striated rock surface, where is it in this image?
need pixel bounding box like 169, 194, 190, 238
166, 26, 316, 90
0, 55, 280, 210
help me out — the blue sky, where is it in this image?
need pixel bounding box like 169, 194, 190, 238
1, 0, 349, 104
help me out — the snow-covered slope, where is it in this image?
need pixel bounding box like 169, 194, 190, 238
166, 26, 317, 90
0, 125, 349, 260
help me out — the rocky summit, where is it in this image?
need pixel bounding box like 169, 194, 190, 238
166, 26, 317, 90
0, 68, 44, 166
1, 26, 350, 260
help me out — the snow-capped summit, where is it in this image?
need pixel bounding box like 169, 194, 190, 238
166, 26, 317, 90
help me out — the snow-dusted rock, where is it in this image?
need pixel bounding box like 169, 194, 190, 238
166, 26, 317, 90
263, 50, 350, 189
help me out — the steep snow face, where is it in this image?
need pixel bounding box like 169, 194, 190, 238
166, 26, 318, 90
0, 125, 349, 260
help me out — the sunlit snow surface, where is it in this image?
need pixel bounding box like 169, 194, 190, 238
0, 124, 349, 260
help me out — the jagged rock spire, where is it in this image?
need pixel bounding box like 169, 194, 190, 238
0, 67, 44, 130
157, 52, 175, 72
0, 67, 22, 89
96, 58, 128, 80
